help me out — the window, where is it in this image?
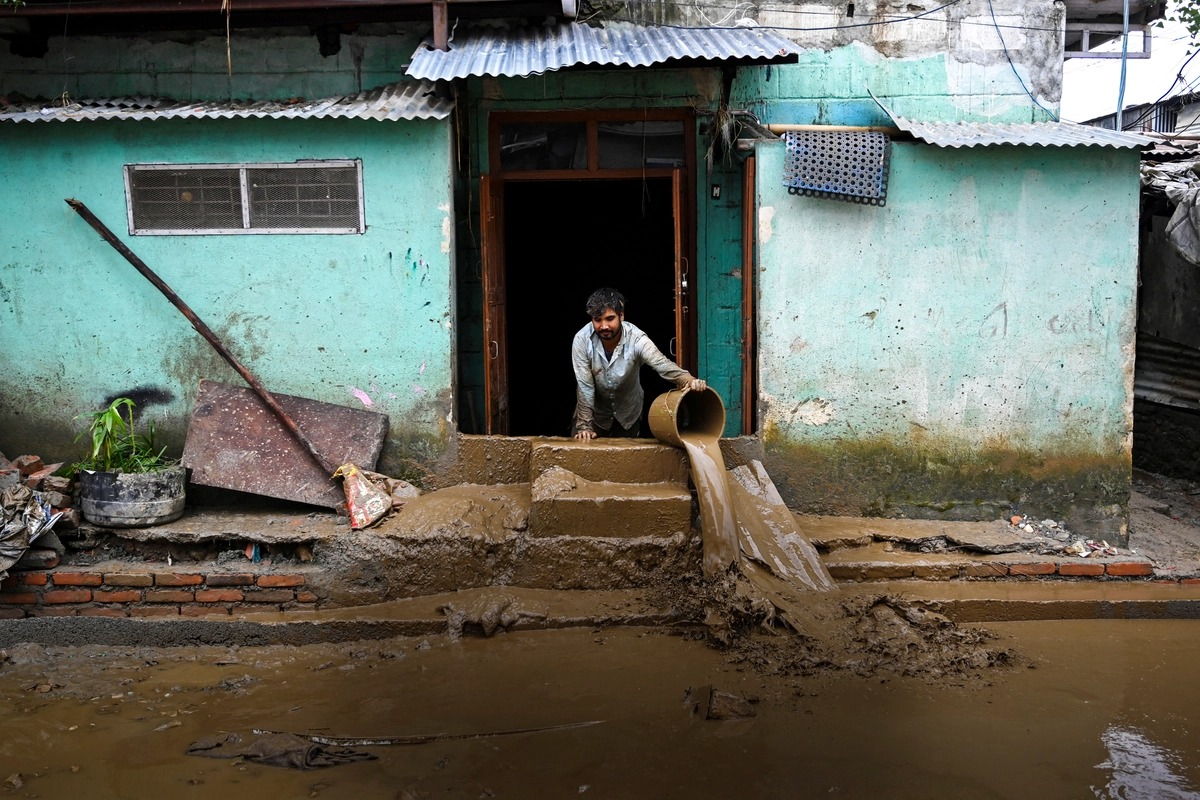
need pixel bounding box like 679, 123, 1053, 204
125, 160, 365, 235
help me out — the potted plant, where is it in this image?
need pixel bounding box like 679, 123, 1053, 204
73, 397, 186, 527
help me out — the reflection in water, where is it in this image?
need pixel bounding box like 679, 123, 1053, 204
1093, 725, 1200, 799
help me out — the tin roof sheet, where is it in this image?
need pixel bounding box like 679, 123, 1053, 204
406, 21, 800, 81
877, 105, 1153, 149
0, 81, 452, 123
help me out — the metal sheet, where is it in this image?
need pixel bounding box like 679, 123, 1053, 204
182, 380, 389, 508
406, 21, 800, 81
0, 81, 452, 124
868, 94, 1153, 149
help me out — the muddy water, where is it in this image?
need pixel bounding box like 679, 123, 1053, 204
681, 435, 738, 573
1, 621, 1198, 799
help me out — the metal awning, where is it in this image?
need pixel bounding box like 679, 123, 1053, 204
873, 98, 1154, 149
0, 81, 452, 123
406, 20, 800, 81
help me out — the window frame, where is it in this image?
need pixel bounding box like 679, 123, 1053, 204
124, 159, 366, 236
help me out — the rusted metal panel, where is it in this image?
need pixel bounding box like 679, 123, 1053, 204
183, 380, 389, 509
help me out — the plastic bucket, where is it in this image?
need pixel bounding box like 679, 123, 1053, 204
647, 387, 726, 447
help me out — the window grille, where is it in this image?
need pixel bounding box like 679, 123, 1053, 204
125, 160, 364, 235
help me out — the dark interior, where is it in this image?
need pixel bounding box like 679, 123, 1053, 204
504, 178, 678, 436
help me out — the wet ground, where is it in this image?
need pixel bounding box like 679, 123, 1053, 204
1, 619, 1198, 799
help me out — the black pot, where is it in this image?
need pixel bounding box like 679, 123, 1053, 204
78, 465, 186, 528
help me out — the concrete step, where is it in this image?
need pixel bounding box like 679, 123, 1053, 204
529, 439, 689, 485
529, 466, 692, 539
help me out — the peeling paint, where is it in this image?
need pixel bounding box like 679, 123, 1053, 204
758, 206, 775, 244
793, 398, 835, 426
348, 386, 374, 407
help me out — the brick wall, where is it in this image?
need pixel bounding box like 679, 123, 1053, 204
0, 568, 318, 618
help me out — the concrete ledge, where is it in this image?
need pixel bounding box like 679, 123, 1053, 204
0, 587, 683, 647
530, 440, 689, 485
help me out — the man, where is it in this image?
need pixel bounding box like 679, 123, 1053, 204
572, 288, 707, 440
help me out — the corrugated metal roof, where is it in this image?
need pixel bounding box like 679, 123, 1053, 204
406, 21, 800, 81
876, 108, 1153, 150
1136, 334, 1200, 411
0, 81, 452, 123
869, 95, 1153, 149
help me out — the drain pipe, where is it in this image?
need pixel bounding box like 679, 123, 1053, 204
1116, 0, 1131, 129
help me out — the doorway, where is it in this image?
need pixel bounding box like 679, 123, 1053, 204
504, 178, 680, 436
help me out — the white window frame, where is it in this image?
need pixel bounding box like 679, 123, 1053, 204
124, 159, 366, 235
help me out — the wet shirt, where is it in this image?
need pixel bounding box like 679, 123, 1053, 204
572, 320, 693, 433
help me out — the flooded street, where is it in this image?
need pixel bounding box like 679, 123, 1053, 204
1, 620, 1198, 799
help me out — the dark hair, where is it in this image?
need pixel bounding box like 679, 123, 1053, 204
586, 288, 625, 318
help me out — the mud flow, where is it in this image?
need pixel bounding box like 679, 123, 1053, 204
1, 621, 1198, 798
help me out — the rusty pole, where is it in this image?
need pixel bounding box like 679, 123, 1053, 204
65, 198, 339, 475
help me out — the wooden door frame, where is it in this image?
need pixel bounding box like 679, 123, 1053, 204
480, 109, 698, 435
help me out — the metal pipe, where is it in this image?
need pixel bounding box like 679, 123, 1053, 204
767, 123, 902, 135
740, 155, 756, 436
64, 198, 338, 475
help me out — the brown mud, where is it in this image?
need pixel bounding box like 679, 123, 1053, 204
1, 621, 1198, 798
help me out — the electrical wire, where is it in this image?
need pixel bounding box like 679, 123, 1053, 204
985, 0, 1058, 120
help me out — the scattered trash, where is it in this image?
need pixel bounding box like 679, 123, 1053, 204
1, 483, 64, 581
683, 684, 757, 720
333, 464, 391, 530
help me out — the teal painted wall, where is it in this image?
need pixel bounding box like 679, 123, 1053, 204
0, 116, 455, 477
2, 27, 420, 101
755, 140, 1140, 536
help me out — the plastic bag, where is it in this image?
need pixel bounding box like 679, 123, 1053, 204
332, 463, 391, 530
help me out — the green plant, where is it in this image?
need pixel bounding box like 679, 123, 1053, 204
73, 397, 175, 474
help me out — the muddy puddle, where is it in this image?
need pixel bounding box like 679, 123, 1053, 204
1, 620, 1198, 799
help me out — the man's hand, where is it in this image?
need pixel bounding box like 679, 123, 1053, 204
687, 378, 708, 392
574, 429, 597, 441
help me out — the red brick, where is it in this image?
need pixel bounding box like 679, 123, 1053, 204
145, 590, 194, 603
42, 475, 72, 493
131, 606, 179, 617
242, 589, 295, 603
206, 573, 255, 587
0, 608, 26, 619
0, 575, 18, 591
52, 572, 103, 587
965, 563, 1008, 577
80, 607, 127, 618
0, 592, 39, 604
196, 589, 243, 603
257, 574, 305, 588
1058, 562, 1105, 577
54, 508, 81, 529
29, 606, 79, 617
44, 589, 92, 604
155, 573, 203, 587
182, 604, 230, 617
296, 591, 318, 603
12, 455, 43, 476
1106, 562, 1153, 577
1008, 562, 1056, 576
1182, 578, 1200, 586
95, 589, 142, 604
104, 573, 154, 587
21, 573, 49, 586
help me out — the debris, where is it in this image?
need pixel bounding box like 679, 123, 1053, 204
683, 684, 757, 720
186, 732, 377, 770
251, 719, 603, 747
333, 464, 391, 530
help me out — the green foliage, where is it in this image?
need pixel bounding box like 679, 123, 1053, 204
73, 397, 175, 474
1162, 1, 1200, 43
